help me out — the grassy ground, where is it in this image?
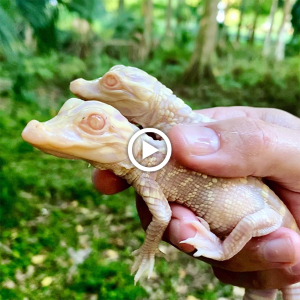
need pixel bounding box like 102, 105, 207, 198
1, 191, 237, 300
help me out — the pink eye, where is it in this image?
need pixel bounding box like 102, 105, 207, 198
87, 114, 105, 130
103, 74, 118, 87
79, 114, 105, 133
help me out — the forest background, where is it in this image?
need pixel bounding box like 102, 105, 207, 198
1, 0, 300, 299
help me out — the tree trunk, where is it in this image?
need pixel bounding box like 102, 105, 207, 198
275, 0, 292, 61
139, 0, 153, 60
236, 0, 246, 43
118, 0, 124, 12
262, 0, 278, 56
248, 0, 261, 44
165, 0, 172, 38
24, 24, 36, 50
218, 0, 232, 47
183, 0, 219, 83
176, 0, 185, 26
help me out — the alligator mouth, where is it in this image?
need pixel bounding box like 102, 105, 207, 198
34, 146, 79, 160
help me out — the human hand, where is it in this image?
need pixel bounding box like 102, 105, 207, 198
93, 106, 300, 289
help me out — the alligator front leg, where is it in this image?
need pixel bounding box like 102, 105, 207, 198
132, 176, 172, 284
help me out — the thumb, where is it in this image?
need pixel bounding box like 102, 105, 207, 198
168, 117, 300, 192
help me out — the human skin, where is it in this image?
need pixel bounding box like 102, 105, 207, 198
93, 106, 300, 289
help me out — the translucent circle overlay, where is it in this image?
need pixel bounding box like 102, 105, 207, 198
127, 128, 172, 172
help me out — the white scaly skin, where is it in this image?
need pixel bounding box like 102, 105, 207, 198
70, 65, 213, 134
22, 99, 300, 299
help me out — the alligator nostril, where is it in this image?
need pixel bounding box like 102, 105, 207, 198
22, 120, 44, 145
28, 120, 40, 129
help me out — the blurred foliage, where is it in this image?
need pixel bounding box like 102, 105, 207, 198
287, 0, 300, 56
291, 0, 300, 35
0, 1, 21, 58
0, 0, 299, 299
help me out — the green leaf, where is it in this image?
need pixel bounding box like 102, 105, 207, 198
58, 0, 106, 22
0, 6, 21, 59
15, 0, 59, 52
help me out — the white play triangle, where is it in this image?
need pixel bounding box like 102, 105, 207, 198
142, 141, 159, 160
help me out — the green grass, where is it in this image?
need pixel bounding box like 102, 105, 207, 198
1, 195, 233, 300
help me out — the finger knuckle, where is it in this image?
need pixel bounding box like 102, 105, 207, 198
236, 117, 273, 157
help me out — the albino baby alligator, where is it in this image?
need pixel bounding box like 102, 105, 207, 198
70, 65, 213, 133
22, 98, 300, 300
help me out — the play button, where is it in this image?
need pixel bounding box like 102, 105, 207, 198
142, 141, 159, 159
128, 128, 172, 172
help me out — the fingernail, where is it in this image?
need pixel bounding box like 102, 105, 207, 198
263, 237, 295, 263
290, 262, 300, 275
168, 219, 196, 253
178, 125, 220, 156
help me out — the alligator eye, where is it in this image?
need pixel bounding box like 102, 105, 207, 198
87, 114, 105, 130
103, 74, 118, 87
79, 114, 105, 134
